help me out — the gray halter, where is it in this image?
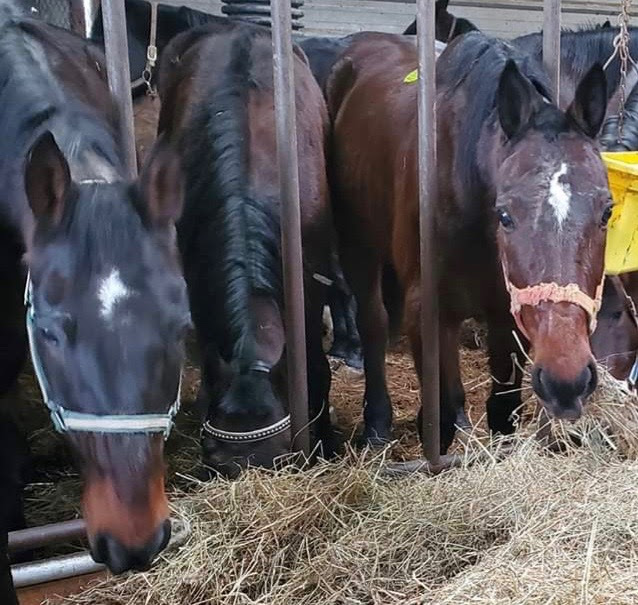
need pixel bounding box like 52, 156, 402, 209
25, 274, 181, 438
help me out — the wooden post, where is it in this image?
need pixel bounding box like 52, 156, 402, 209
416, 0, 440, 464
101, 0, 137, 178
543, 0, 561, 99
271, 0, 309, 456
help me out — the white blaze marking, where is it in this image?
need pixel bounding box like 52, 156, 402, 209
98, 269, 129, 320
548, 163, 571, 227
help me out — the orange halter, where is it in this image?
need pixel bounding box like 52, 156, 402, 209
501, 262, 604, 339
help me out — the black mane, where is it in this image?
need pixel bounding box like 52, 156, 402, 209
514, 25, 638, 96
178, 26, 282, 369
438, 32, 555, 196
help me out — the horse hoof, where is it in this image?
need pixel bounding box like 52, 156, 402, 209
358, 430, 392, 449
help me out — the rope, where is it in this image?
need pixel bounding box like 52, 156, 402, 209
131, 1, 158, 95
604, 0, 636, 143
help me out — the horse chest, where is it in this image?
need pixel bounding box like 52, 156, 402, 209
438, 220, 500, 320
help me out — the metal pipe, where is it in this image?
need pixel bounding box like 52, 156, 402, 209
101, 0, 138, 178
81, 0, 101, 38
416, 0, 440, 464
543, 0, 561, 99
271, 0, 309, 457
9, 519, 86, 554
11, 552, 104, 589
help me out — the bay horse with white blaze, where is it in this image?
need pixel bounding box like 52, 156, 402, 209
0, 4, 188, 592
327, 32, 610, 449
157, 20, 339, 476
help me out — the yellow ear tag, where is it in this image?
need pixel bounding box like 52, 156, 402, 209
404, 69, 418, 84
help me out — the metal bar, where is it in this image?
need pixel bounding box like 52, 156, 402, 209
69, 0, 86, 36
11, 552, 104, 589
81, 0, 102, 38
271, 0, 309, 457
12, 553, 102, 590
101, 0, 138, 178
9, 520, 86, 554
417, 0, 440, 465
543, 0, 562, 98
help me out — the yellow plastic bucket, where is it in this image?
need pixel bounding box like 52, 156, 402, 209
602, 151, 638, 274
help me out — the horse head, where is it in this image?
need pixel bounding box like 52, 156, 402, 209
495, 60, 609, 421
24, 131, 189, 573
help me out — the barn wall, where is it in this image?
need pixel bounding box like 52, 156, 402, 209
158, 0, 637, 39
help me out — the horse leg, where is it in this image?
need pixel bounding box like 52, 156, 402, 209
306, 289, 342, 457
411, 314, 469, 453
327, 274, 363, 370
486, 316, 529, 434
343, 254, 392, 445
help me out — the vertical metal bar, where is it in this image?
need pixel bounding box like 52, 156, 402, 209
417, 0, 440, 464
69, 0, 86, 36
101, 0, 137, 179
81, 0, 101, 38
543, 0, 561, 99
271, 0, 309, 456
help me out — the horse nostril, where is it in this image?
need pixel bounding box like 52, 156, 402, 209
583, 361, 598, 398
531, 366, 548, 401
89, 522, 170, 574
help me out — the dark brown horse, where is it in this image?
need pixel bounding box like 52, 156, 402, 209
403, 0, 478, 41
156, 19, 339, 476
0, 4, 188, 592
591, 276, 638, 381
327, 31, 610, 449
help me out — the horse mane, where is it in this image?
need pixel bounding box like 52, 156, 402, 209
438, 32, 554, 197
178, 26, 282, 368
514, 25, 638, 96
0, 18, 144, 269
0, 20, 121, 171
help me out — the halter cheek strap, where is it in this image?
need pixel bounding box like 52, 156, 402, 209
501, 263, 604, 339
25, 274, 182, 438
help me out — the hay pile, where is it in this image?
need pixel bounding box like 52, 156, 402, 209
49, 364, 638, 605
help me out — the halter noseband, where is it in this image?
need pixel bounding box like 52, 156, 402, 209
201, 362, 292, 443
501, 262, 604, 339
25, 274, 181, 438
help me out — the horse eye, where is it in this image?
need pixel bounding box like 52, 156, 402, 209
38, 326, 60, 346
497, 208, 515, 230
601, 204, 613, 227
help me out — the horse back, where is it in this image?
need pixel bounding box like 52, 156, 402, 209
327, 33, 420, 283
15, 19, 116, 130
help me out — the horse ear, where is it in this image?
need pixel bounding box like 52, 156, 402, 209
436, 0, 449, 13
497, 59, 545, 139
139, 137, 183, 229
25, 131, 71, 226
566, 63, 607, 139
